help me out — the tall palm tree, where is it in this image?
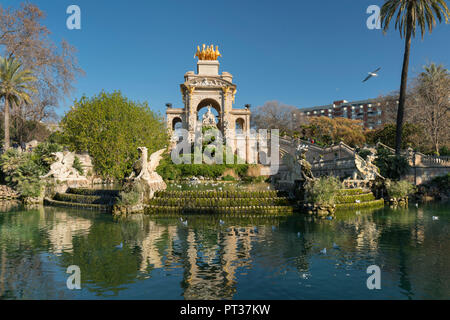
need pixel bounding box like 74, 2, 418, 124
380, 0, 449, 155
0, 56, 36, 150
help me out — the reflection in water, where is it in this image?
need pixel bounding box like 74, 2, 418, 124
0, 203, 449, 299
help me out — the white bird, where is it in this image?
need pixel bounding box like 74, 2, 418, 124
432, 216, 439, 221
362, 67, 381, 82
320, 248, 327, 255
415, 203, 419, 208
219, 219, 225, 225
115, 242, 123, 250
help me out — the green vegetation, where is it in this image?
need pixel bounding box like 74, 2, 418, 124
0, 143, 62, 198
366, 123, 424, 151
374, 146, 409, 180
301, 117, 366, 147
156, 150, 249, 181
0, 56, 36, 149
72, 155, 84, 175
222, 174, 236, 181
147, 189, 293, 215
61, 91, 168, 181
385, 179, 416, 199
428, 173, 450, 189
335, 199, 385, 210
380, 0, 449, 154
304, 176, 342, 205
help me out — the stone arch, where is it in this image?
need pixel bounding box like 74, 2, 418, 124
197, 98, 222, 130
172, 117, 183, 130
235, 117, 245, 133
196, 98, 221, 114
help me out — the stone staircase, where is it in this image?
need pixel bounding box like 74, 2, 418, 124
147, 190, 295, 216
335, 188, 384, 210
44, 188, 119, 212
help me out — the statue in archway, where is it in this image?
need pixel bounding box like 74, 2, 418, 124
202, 106, 217, 127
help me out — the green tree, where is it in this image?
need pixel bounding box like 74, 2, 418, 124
380, 0, 449, 155
61, 91, 168, 180
0, 56, 36, 149
366, 123, 425, 150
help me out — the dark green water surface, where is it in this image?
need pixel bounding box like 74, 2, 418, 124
0, 202, 448, 299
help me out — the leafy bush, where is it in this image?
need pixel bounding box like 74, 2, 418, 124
222, 174, 235, 181
117, 184, 142, 206
375, 146, 409, 180
72, 156, 84, 175
385, 180, 415, 199
61, 91, 168, 181
357, 149, 372, 160
428, 173, 450, 189
439, 146, 450, 156
0, 142, 64, 198
0, 149, 43, 198
305, 176, 342, 205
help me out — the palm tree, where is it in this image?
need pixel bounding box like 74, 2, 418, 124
380, 0, 449, 155
0, 56, 36, 150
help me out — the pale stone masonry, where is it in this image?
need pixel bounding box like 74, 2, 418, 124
166, 57, 252, 162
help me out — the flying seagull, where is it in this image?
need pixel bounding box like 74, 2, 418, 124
362, 67, 381, 82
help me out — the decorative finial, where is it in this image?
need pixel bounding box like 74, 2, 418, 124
194, 44, 221, 60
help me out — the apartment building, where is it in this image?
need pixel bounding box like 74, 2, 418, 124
299, 99, 385, 129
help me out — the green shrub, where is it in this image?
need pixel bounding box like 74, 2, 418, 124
222, 174, 235, 181
358, 149, 372, 160
385, 179, 415, 199
305, 176, 342, 205
61, 91, 168, 181
72, 156, 84, 175
428, 173, 450, 189
375, 147, 409, 180
0, 149, 43, 198
31, 142, 63, 173
117, 184, 141, 206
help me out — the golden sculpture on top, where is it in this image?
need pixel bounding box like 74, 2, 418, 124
194, 44, 221, 60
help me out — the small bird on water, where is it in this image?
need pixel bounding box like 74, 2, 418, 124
115, 242, 123, 250
320, 248, 327, 255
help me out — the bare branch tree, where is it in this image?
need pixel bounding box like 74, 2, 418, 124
0, 3, 84, 126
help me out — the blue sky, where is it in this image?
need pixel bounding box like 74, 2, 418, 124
3, 0, 450, 118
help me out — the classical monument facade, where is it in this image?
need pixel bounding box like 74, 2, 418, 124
166, 45, 252, 161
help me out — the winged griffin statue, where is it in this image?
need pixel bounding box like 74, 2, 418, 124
126, 147, 167, 200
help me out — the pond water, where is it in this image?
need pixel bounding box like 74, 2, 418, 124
0, 202, 449, 300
